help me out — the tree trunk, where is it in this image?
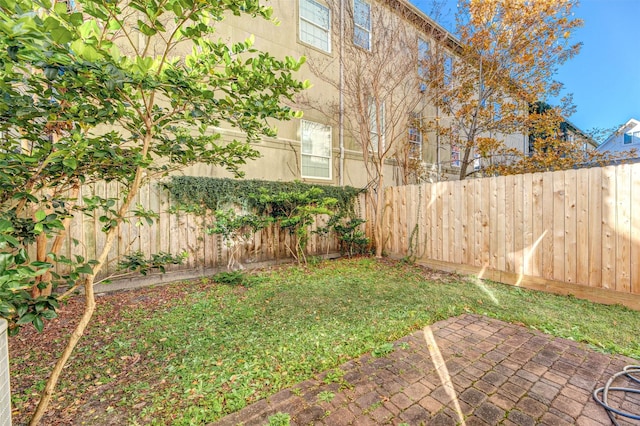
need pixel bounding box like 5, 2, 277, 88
29, 275, 96, 425
458, 143, 473, 180
374, 169, 385, 258
29, 164, 145, 423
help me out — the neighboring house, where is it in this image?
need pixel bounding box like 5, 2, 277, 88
596, 119, 640, 159
527, 102, 595, 156
181, 0, 528, 186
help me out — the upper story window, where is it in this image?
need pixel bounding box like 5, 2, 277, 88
301, 120, 332, 179
624, 131, 640, 144
417, 38, 429, 80
408, 114, 422, 159
353, 0, 371, 51
300, 0, 331, 53
443, 54, 453, 86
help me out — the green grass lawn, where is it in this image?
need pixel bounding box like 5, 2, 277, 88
9, 257, 640, 425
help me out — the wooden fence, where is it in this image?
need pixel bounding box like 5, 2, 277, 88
56, 180, 354, 284
383, 163, 640, 310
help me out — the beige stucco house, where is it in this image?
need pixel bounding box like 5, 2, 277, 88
185, 0, 528, 187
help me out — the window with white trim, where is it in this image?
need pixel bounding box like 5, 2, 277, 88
408, 113, 422, 159
369, 99, 385, 152
624, 131, 640, 144
473, 152, 481, 171
443, 54, 453, 86
417, 38, 429, 79
353, 0, 371, 51
301, 120, 332, 179
300, 0, 331, 53
451, 145, 460, 168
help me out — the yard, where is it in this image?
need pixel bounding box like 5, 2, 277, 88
9, 257, 640, 425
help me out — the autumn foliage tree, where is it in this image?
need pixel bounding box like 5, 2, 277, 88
422, 0, 583, 179
0, 0, 306, 423
484, 102, 636, 175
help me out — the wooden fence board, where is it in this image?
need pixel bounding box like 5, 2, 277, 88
541, 172, 554, 280
422, 184, 431, 260
454, 180, 465, 264
435, 182, 444, 261
601, 166, 616, 290
447, 181, 456, 263
552, 172, 565, 282
632, 164, 640, 294
616, 164, 631, 293
564, 169, 577, 284
513, 174, 524, 277
472, 179, 482, 267
489, 178, 498, 270
504, 175, 515, 273
588, 167, 603, 287
496, 177, 506, 271
465, 179, 474, 265
530, 173, 544, 277
576, 169, 590, 285
481, 178, 491, 268
522, 174, 533, 277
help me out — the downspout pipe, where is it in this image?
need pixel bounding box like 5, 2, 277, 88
339, 0, 345, 186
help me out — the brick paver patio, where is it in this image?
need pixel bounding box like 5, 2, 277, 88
214, 314, 639, 425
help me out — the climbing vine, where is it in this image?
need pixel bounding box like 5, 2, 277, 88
163, 177, 368, 265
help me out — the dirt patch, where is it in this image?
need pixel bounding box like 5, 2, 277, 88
9, 279, 215, 425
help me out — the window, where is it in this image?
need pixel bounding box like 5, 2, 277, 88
369, 99, 385, 152
473, 152, 481, 171
443, 54, 453, 86
300, 0, 331, 52
353, 0, 371, 50
301, 120, 332, 179
451, 145, 460, 167
408, 114, 422, 159
624, 131, 640, 144
417, 38, 430, 80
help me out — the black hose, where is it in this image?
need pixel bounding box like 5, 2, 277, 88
592, 365, 640, 425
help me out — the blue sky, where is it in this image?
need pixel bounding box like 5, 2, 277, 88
410, 0, 640, 135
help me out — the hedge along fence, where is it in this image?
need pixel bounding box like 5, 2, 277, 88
382, 163, 640, 310
57, 177, 366, 284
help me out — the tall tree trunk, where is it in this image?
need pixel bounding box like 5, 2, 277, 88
458, 143, 473, 180
30, 158, 147, 423
29, 274, 97, 425
374, 168, 385, 258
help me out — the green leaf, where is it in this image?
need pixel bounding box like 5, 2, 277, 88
35, 210, 47, 222
137, 20, 157, 36
76, 265, 93, 274
16, 313, 36, 325
33, 316, 44, 332
63, 157, 78, 170
41, 310, 58, 320
51, 27, 73, 44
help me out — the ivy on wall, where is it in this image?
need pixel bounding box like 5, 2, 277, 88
164, 176, 363, 214
162, 177, 369, 264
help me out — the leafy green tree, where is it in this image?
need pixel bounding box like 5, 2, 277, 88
0, 0, 307, 422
